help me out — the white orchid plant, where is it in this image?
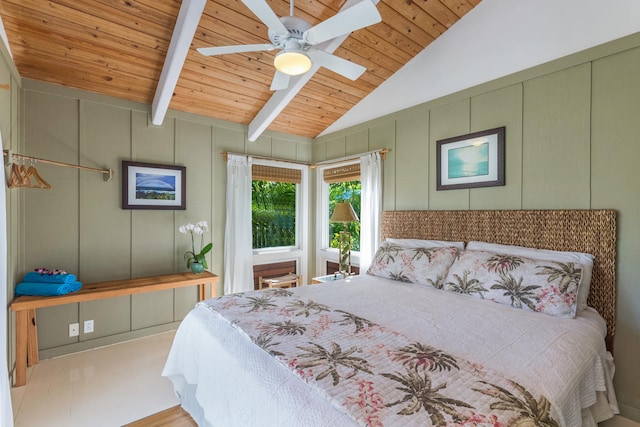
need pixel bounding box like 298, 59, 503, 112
178, 220, 212, 269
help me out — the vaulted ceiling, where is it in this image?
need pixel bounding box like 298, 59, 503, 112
0, 0, 481, 139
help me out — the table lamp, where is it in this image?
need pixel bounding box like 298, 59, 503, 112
330, 201, 359, 274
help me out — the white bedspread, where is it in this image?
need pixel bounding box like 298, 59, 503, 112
162, 275, 618, 426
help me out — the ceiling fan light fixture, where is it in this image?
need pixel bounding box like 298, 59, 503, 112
274, 50, 312, 76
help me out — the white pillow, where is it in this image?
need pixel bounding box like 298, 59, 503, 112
465, 241, 594, 312
385, 238, 464, 250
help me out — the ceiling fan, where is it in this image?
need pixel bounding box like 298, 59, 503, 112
197, 0, 382, 91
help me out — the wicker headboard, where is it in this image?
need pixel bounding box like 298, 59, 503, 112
381, 210, 617, 348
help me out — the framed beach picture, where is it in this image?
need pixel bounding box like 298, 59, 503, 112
122, 161, 186, 210
436, 127, 505, 191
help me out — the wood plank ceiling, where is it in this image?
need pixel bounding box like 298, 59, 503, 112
1, 0, 481, 139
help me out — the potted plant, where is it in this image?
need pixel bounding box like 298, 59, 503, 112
179, 220, 212, 274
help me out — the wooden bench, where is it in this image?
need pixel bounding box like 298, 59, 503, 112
253, 260, 297, 290
258, 273, 299, 289
10, 271, 218, 387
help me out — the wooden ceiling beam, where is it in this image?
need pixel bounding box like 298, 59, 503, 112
151, 0, 206, 125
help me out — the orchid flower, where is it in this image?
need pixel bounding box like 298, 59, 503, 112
178, 220, 213, 269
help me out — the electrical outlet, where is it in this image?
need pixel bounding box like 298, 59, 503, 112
69, 323, 79, 337
84, 319, 94, 334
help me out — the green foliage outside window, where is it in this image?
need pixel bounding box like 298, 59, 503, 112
252, 180, 296, 249
329, 181, 361, 251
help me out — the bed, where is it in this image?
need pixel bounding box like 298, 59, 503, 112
163, 210, 619, 426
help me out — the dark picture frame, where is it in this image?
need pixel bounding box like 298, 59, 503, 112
122, 161, 186, 210
436, 127, 505, 191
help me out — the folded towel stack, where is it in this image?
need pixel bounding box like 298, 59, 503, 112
23, 271, 77, 284
15, 281, 82, 296
15, 269, 83, 297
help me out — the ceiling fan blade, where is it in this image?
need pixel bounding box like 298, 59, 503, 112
270, 70, 291, 91
197, 43, 275, 56
307, 49, 366, 81
303, 0, 381, 45
241, 0, 289, 36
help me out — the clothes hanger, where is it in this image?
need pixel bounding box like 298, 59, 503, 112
8, 163, 28, 188
25, 163, 51, 189
7, 161, 52, 189
19, 163, 30, 185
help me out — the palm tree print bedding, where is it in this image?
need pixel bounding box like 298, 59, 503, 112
442, 250, 584, 318
202, 288, 559, 426
366, 244, 459, 288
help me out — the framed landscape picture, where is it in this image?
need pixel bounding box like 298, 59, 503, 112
122, 161, 186, 210
436, 127, 505, 191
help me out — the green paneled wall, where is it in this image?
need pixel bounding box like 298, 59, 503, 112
395, 106, 428, 210
314, 34, 640, 421
174, 119, 216, 320
13, 80, 312, 360
79, 102, 133, 340
429, 99, 471, 210
469, 84, 523, 210
522, 64, 591, 209
591, 46, 640, 416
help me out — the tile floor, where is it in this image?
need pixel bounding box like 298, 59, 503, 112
10, 331, 179, 427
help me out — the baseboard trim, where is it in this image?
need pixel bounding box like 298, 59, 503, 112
38, 322, 181, 360
616, 402, 640, 425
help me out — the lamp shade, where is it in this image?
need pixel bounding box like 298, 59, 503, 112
330, 201, 359, 223
274, 50, 312, 76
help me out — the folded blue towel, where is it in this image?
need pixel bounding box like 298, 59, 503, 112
23, 272, 77, 284
15, 282, 73, 296
69, 281, 82, 292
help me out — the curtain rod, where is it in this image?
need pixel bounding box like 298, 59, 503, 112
311, 148, 390, 168
3, 150, 114, 181
221, 151, 310, 167
222, 148, 390, 169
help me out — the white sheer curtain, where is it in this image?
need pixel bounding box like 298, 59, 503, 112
223, 154, 254, 295
359, 152, 382, 273
1, 133, 13, 427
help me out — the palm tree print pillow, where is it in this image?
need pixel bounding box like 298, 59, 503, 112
443, 250, 584, 318
366, 242, 459, 288
465, 241, 594, 313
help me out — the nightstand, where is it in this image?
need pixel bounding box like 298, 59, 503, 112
311, 273, 356, 284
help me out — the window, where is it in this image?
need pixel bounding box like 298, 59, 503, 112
317, 161, 361, 273
251, 163, 301, 250
324, 163, 361, 251
252, 180, 296, 249
316, 151, 383, 275
328, 180, 361, 251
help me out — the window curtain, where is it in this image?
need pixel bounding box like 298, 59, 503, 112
1, 132, 13, 427
223, 155, 254, 295
359, 152, 382, 272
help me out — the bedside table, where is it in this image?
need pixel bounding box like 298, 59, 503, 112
311, 273, 356, 284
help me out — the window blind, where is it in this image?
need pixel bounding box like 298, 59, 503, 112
323, 163, 360, 183
252, 164, 301, 184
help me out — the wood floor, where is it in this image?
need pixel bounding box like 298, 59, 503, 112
124, 405, 196, 427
